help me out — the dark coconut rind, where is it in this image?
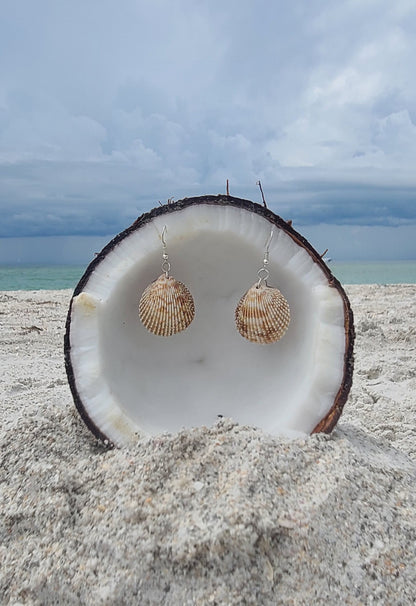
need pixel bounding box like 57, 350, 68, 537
64, 315, 113, 446
64, 195, 354, 444
311, 287, 354, 433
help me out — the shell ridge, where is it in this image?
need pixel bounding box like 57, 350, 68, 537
235, 283, 290, 344
139, 274, 195, 336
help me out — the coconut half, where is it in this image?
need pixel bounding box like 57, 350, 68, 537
64, 195, 354, 447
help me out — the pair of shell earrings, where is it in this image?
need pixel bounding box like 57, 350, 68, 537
139, 227, 290, 344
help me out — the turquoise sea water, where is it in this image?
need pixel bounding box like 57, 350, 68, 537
0, 265, 85, 291
0, 261, 416, 291
331, 260, 416, 285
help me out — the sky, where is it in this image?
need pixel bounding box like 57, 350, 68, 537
1, 0, 416, 263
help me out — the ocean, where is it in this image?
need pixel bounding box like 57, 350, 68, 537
1, 261, 416, 291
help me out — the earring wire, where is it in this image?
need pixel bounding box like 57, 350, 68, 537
161, 226, 171, 277
256, 229, 274, 287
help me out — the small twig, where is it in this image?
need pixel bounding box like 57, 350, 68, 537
256, 180, 267, 208
320, 248, 329, 258
21, 325, 43, 334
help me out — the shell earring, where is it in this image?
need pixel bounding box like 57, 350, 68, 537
139, 226, 195, 336
235, 229, 290, 344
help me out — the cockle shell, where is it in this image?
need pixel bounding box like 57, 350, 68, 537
139, 273, 195, 336
235, 283, 290, 344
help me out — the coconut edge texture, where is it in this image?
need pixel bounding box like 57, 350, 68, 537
64, 194, 355, 447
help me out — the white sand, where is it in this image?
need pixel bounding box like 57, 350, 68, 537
1, 285, 415, 605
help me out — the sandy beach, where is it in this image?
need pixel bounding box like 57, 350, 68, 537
1, 285, 415, 605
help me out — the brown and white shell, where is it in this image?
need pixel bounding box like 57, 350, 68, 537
139, 274, 195, 336
235, 283, 290, 344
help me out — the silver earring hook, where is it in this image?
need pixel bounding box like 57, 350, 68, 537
161, 225, 167, 248
160, 225, 171, 277
264, 228, 274, 254
256, 228, 274, 287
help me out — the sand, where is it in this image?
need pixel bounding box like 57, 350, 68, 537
1, 285, 415, 605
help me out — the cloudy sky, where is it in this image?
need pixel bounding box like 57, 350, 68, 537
1, 0, 416, 263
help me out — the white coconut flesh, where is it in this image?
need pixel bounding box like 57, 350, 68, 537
66, 200, 352, 447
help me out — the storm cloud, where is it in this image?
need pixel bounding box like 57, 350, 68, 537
1, 0, 416, 258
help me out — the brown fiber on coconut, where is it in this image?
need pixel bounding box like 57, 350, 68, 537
65, 195, 354, 446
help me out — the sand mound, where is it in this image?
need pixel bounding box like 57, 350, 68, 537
1, 286, 415, 605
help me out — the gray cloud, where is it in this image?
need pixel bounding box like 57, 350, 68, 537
1, 0, 416, 258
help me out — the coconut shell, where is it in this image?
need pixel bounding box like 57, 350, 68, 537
64, 194, 355, 446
